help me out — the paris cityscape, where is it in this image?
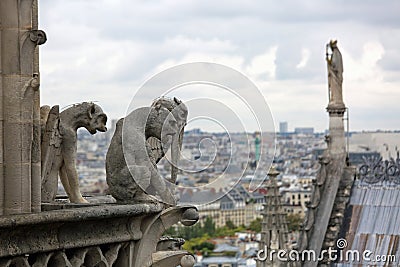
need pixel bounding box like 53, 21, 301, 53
73, 122, 400, 266
1, 1, 400, 267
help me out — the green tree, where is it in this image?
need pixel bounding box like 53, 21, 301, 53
202, 216, 216, 236
287, 213, 303, 232
226, 220, 236, 229
183, 235, 211, 253
192, 241, 215, 252
164, 226, 177, 236
248, 218, 262, 232
177, 222, 203, 240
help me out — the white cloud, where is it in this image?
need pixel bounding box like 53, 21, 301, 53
296, 48, 311, 69
38, 1, 400, 131
154, 53, 245, 74
165, 36, 237, 53
344, 41, 385, 82
246, 46, 278, 80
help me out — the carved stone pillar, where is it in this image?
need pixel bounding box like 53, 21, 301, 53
299, 42, 353, 267
0, 0, 46, 214
327, 107, 346, 156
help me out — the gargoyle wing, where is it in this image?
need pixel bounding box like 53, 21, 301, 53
41, 105, 63, 202
147, 136, 165, 164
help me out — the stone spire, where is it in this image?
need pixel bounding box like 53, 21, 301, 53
258, 166, 289, 267
297, 41, 355, 267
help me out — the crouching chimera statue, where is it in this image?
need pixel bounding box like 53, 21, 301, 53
106, 97, 187, 205
41, 102, 108, 203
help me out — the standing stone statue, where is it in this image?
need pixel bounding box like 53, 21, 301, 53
326, 40, 344, 107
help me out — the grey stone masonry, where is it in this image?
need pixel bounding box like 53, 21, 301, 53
0, 202, 198, 267
258, 167, 290, 267
0, 0, 46, 215
297, 41, 355, 267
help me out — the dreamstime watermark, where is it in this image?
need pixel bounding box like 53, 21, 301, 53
257, 239, 397, 264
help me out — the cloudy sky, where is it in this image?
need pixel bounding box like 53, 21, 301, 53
38, 0, 400, 132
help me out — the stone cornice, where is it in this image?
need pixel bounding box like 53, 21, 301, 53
0, 203, 164, 228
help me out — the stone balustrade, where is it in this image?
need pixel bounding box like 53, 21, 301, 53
0, 202, 198, 267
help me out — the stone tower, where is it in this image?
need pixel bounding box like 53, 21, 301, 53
0, 2, 199, 266
0, 0, 46, 214
297, 41, 355, 267
258, 166, 289, 267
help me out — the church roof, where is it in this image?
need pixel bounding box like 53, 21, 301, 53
337, 180, 400, 266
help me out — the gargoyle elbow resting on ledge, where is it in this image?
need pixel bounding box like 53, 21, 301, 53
41, 102, 108, 204
106, 97, 187, 205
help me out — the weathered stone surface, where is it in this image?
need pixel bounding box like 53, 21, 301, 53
298, 41, 355, 267
0, 203, 163, 258
0, 0, 46, 215
106, 97, 187, 205
0, 203, 198, 267
41, 106, 62, 202
150, 97, 188, 184
157, 236, 185, 251
319, 165, 355, 265
132, 205, 198, 267
40, 102, 107, 204
258, 167, 290, 267
152, 251, 195, 267
180, 255, 196, 267
326, 40, 344, 108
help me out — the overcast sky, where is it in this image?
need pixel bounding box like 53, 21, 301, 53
38, 0, 400, 132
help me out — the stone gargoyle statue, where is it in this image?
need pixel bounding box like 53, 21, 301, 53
106, 97, 187, 205
41, 102, 108, 203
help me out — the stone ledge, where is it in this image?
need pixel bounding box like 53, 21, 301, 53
326, 104, 346, 116
0, 203, 164, 228
0, 203, 199, 266
0, 203, 165, 258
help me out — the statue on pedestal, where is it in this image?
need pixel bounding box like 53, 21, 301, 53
326, 40, 344, 108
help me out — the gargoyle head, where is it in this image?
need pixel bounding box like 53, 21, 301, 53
150, 97, 188, 184
86, 103, 108, 134
151, 97, 188, 132
146, 104, 178, 140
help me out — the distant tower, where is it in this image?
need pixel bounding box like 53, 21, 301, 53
258, 166, 289, 267
255, 132, 261, 164
279, 122, 288, 134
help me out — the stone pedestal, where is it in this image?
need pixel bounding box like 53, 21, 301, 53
299, 104, 352, 267
326, 106, 346, 156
